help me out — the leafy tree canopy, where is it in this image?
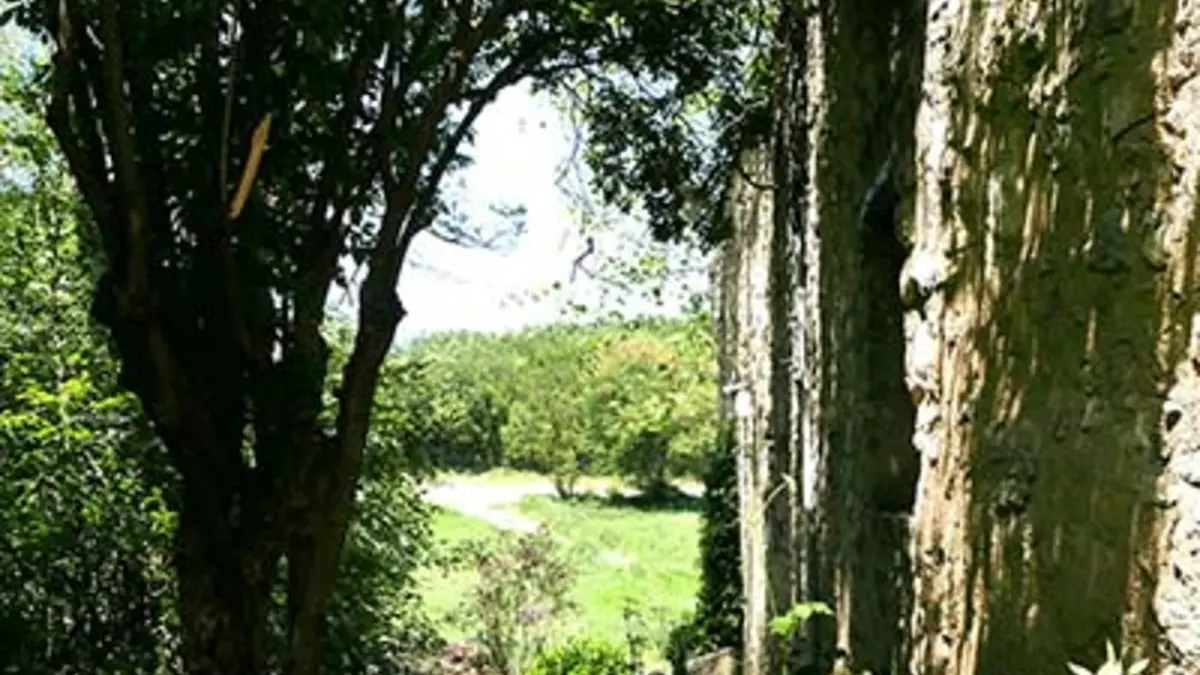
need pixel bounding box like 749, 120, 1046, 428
386, 314, 718, 493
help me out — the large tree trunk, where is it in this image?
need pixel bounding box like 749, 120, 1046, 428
100, 295, 391, 675
175, 497, 279, 674
905, 1, 1200, 672
722, 0, 1200, 674
717, 0, 926, 673
716, 146, 775, 675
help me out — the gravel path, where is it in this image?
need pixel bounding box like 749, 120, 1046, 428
422, 480, 559, 532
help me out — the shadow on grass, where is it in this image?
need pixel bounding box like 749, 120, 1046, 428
563, 483, 703, 514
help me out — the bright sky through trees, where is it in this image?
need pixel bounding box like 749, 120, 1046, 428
1, 24, 709, 344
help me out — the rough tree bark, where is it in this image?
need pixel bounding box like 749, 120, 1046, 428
720, 0, 1200, 674
715, 146, 775, 675
905, 1, 1200, 673
718, 0, 926, 673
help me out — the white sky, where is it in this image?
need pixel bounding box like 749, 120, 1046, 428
397, 85, 590, 338
330, 82, 709, 343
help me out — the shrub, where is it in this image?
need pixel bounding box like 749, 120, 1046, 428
320, 471, 442, 674
526, 638, 630, 675
444, 528, 577, 675
664, 424, 743, 675
616, 430, 673, 493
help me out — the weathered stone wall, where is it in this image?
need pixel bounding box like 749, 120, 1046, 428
717, 0, 1200, 673
805, 1, 928, 673
906, 1, 1200, 673
718, 0, 928, 673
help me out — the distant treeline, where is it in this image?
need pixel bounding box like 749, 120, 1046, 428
364, 314, 720, 493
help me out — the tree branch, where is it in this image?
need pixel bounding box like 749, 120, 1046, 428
280, 9, 521, 672
218, 0, 245, 210
292, 22, 392, 349
375, 0, 512, 258
398, 29, 568, 255
46, 1, 116, 254
87, 4, 243, 488
95, 2, 153, 304
46, 66, 111, 249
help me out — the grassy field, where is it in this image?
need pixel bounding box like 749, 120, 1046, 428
428, 504, 496, 543
517, 494, 702, 648
416, 478, 702, 660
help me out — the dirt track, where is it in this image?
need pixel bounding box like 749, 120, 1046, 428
421, 480, 557, 532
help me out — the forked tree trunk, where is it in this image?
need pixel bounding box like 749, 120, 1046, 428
133, 313, 390, 675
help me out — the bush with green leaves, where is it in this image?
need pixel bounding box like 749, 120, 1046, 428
318, 451, 442, 673
690, 425, 743, 652
665, 423, 742, 675
0, 47, 179, 673
442, 528, 578, 675
526, 638, 630, 675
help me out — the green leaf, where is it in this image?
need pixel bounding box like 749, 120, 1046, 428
768, 602, 834, 638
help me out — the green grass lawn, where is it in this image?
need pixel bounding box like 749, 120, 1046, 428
516, 495, 701, 650
428, 504, 497, 543
416, 483, 702, 660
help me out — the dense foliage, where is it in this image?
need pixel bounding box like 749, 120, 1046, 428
389, 316, 719, 492
692, 424, 743, 650
0, 46, 179, 673
664, 425, 741, 674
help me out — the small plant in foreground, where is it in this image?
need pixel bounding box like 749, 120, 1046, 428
1066, 640, 1149, 675
444, 527, 577, 675
526, 638, 630, 675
